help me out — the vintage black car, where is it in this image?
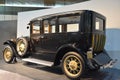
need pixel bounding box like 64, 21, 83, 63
3, 10, 114, 79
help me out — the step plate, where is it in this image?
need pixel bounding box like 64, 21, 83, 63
22, 58, 53, 67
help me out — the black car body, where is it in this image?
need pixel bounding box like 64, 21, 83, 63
3, 10, 115, 79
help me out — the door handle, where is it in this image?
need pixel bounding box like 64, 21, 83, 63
40, 36, 47, 39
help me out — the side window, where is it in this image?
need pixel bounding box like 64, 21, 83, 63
59, 15, 80, 33
44, 20, 49, 33
95, 17, 104, 31
32, 20, 40, 34
43, 18, 56, 34
67, 24, 79, 32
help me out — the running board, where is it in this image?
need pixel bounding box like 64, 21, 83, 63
22, 58, 53, 67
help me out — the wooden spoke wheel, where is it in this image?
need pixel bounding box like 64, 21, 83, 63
3, 45, 14, 63
62, 52, 85, 79
16, 37, 28, 57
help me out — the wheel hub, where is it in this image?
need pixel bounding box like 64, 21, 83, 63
4, 49, 12, 61
19, 43, 25, 52
6, 51, 11, 59
69, 61, 78, 70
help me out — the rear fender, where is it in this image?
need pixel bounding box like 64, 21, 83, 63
54, 44, 86, 66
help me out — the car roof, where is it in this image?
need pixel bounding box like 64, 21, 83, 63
31, 10, 105, 22
31, 10, 88, 21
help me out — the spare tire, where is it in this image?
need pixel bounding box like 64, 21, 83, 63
16, 37, 29, 57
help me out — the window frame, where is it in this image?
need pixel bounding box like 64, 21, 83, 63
95, 17, 104, 31
42, 17, 58, 34
58, 13, 81, 33
93, 12, 106, 32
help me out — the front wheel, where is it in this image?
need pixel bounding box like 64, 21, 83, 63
62, 52, 85, 80
3, 45, 15, 63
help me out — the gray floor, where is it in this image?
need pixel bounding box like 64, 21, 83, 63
0, 69, 32, 80
0, 59, 120, 80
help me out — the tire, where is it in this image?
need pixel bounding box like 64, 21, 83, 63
3, 45, 15, 63
16, 37, 29, 57
62, 52, 85, 80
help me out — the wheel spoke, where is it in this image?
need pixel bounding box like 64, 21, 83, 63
77, 65, 81, 69
66, 60, 70, 64
66, 65, 69, 68
73, 70, 76, 74
70, 57, 73, 60
74, 58, 77, 62
69, 69, 73, 73
76, 69, 79, 73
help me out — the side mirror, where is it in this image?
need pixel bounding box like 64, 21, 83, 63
27, 22, 31, 29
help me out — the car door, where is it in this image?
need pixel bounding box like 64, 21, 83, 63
30, 20, 43, 52
40, 33, 68, 52
30, 20, 57, 61
31, 18, 58, 61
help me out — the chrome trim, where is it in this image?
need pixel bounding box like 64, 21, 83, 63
22, 58, 53, 66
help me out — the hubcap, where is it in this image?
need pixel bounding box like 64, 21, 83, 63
17, 40, 26, 55
69, 61, 78, 70
4, 48, 12, 62
19, 42, 25, 52
64, 55, 82, 77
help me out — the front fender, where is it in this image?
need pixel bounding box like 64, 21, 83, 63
4, 40, 15, 47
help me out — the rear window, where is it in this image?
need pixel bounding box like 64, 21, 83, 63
95, 17, 104, 31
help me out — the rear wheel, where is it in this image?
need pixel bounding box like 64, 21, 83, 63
62, 52, 85, 80
3, 45, 15, 63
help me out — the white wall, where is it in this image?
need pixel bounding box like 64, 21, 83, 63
17, 0, 120, 38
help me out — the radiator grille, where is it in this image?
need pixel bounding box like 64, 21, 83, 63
92, 34, 106, 52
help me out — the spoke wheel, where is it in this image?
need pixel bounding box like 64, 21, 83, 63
3, 45, 14, 63
17, 39, 26, 55
16, 37, 28, 57
62, 52, 85, 79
